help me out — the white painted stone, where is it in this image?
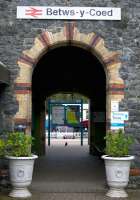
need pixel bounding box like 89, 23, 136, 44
6, 155, 38, 198
102, 155, 134, 198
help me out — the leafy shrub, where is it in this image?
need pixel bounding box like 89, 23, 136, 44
0, 132, 33, 157
0, 138, 6, 157
104, 129, 134, 157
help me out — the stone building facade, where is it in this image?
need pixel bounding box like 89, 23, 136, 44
0, 0, 140, 167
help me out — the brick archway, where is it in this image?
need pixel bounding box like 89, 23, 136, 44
15, 23, 124, 133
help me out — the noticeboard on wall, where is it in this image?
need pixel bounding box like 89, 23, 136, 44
66, 105, 80, 126
51, 105, 65, 125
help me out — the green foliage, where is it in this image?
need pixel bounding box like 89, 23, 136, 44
104, 129, 134, 157
0, 138, 6, 157
0, 132, 34, 157
50, 93, 88, 103
111, 0, 120, 4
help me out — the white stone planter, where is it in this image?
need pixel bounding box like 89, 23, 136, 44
6, 155, 38, 198
102, 155, 134, 198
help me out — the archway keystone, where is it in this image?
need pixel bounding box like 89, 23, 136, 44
15, 23, 124, 132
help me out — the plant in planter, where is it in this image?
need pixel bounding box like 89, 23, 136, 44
2, 131, 38, 198
102, 129, 134, 198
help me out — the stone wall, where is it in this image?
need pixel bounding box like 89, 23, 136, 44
0, 0, 140, 163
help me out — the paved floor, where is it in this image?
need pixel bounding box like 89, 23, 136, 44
0, 139, 140, 199
31, 139, 106, 193
1, 191, 140, 200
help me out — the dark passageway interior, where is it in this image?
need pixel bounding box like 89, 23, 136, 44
32, 45, 106, 155
32, 46, 105, 99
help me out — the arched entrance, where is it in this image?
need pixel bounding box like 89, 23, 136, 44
14, 23, 124, 155
32, 45, 106, 155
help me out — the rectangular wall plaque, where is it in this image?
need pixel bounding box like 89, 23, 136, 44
17, 6, 121, 20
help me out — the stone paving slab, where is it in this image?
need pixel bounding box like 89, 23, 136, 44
1, 191, 140, 200
30, 181, 107, 193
